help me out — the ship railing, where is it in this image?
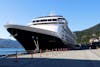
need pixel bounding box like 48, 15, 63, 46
0, 48, 69, 58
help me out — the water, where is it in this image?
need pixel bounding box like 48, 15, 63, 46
0, 48, 25, 55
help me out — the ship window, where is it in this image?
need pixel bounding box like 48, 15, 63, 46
48, 19, 57, 21
41, 20, 44, 22
58, 18, 65, 20
41, 19, 47, 22
36, 20, 39, 22
53, 19, 57, 21
59, 22, 64, 24
33, 21, 35, 22
58, 18, 65, 22
48, 19, 52, 21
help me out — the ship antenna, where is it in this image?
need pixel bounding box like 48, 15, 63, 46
49, 11, 56, 16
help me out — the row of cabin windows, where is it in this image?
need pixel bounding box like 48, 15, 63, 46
33, 22, 64, 25
62, 34, 73, 43
62, 26, 72, 36
32, 18, 65, 23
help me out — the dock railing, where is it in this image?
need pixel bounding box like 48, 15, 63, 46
0, 47, 100, 63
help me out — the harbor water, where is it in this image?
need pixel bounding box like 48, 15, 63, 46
0, 48, 25, 55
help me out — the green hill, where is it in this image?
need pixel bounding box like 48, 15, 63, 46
75, 23, 100, 44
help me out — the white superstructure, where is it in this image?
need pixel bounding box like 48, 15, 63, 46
28, 15, 76, 45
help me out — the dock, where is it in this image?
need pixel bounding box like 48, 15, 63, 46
0, 49, 100, 67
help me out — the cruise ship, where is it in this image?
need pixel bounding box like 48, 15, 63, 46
5, 14, 77, 52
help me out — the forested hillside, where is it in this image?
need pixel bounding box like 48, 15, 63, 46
75, 23, 100, 44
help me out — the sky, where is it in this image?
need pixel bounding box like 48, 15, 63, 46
0, 0, 100, 39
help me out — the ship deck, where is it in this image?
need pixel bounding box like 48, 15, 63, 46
0, 49, 100, 67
